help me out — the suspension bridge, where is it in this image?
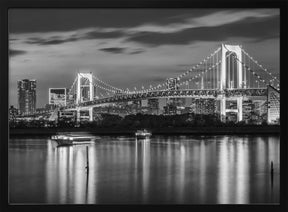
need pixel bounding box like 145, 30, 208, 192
49, 44, 280, 124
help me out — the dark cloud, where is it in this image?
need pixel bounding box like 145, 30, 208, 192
99, 47, 127, 54
128, 49, 145, 55
126, 15, 279, 46
98, 47, 146, 55
9, 9, 221, 34
9, 49, 27, 57
26, 36, 80, 45
84, 30, 124, 39
25, 30, 125, 46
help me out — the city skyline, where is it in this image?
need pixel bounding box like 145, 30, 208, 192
9, 9, 280, 108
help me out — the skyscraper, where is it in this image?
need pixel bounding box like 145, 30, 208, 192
17, 79, 36, 115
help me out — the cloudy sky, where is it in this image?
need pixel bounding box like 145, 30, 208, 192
9, 9, 280, 108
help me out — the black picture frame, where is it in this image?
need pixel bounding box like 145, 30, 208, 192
1, 0, 287, 212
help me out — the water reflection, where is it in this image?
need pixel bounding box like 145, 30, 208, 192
45, 142, 97, 204
135, 138, 151, 203
199, 140, 206, 203
217, 137, 229, 203
9, 135, 280, 204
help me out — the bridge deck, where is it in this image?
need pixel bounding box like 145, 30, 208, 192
62, 88, 270, 109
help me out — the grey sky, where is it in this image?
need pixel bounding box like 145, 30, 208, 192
9, 9, 280, 108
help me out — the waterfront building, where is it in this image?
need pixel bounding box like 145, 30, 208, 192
148, 98, 159, 115
190, 100, 197, 114
192, 98, 216, 115
140, 106, 149, 114
158, 98, 166, 114
266, 86, 279, 124
253, 100, 267, 116
58, 110, 77, 124
242, 99, 253, 123
164, 104, 177, 115
181, 106, 193, 114
176, 106, 188, 114
36, 108, 49, 114
49, 88, 67, 107
59, 110, 76, 119
167, 97, 185, 108
9, 105, 19, 121
131, 100, 142, 114
141, 99, 148, 107
226, 112, 238, 122
17, 79, 36, 115
251, 99, 268, 124
66, 91, 75, 106
45, 104, 57, 111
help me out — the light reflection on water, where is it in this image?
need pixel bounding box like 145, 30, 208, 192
9, 135, 280, 204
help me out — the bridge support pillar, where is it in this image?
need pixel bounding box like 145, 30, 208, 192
219, 95, 226, 122
220, 96, 243, 123
237, 97, 243, 122
76, 108, 80, 122
89, 107, 93, 122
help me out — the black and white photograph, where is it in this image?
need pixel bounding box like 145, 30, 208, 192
6, 7, 282, 205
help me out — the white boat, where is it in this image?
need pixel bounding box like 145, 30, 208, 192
51, 133, 100, 146
135, 129, 152, 139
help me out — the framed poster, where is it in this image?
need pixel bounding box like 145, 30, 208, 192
1, 0, 287, 211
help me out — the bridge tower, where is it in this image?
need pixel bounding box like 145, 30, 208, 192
76, 72, 94, 122
76, 72, 94, 104
219, 44, 243, 122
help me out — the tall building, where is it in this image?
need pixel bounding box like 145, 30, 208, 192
49, 88, 67, 107
17, 79, 36, 115
130, 100, 141, 114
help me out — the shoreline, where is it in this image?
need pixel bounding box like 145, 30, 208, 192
9, 125, 280, 137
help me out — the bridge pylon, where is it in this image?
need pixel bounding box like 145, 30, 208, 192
76, 72, 94, 104
75, 72, 94, 121
220, 44, 243, 122
220, 44, 243, 90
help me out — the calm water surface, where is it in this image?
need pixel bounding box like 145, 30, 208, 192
9, 134, 280, 204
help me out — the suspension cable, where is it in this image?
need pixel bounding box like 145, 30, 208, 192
241, 48, 279, 83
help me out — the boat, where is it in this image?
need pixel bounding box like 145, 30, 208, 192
135, 129, 152, 139
51, 133, 100, 146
